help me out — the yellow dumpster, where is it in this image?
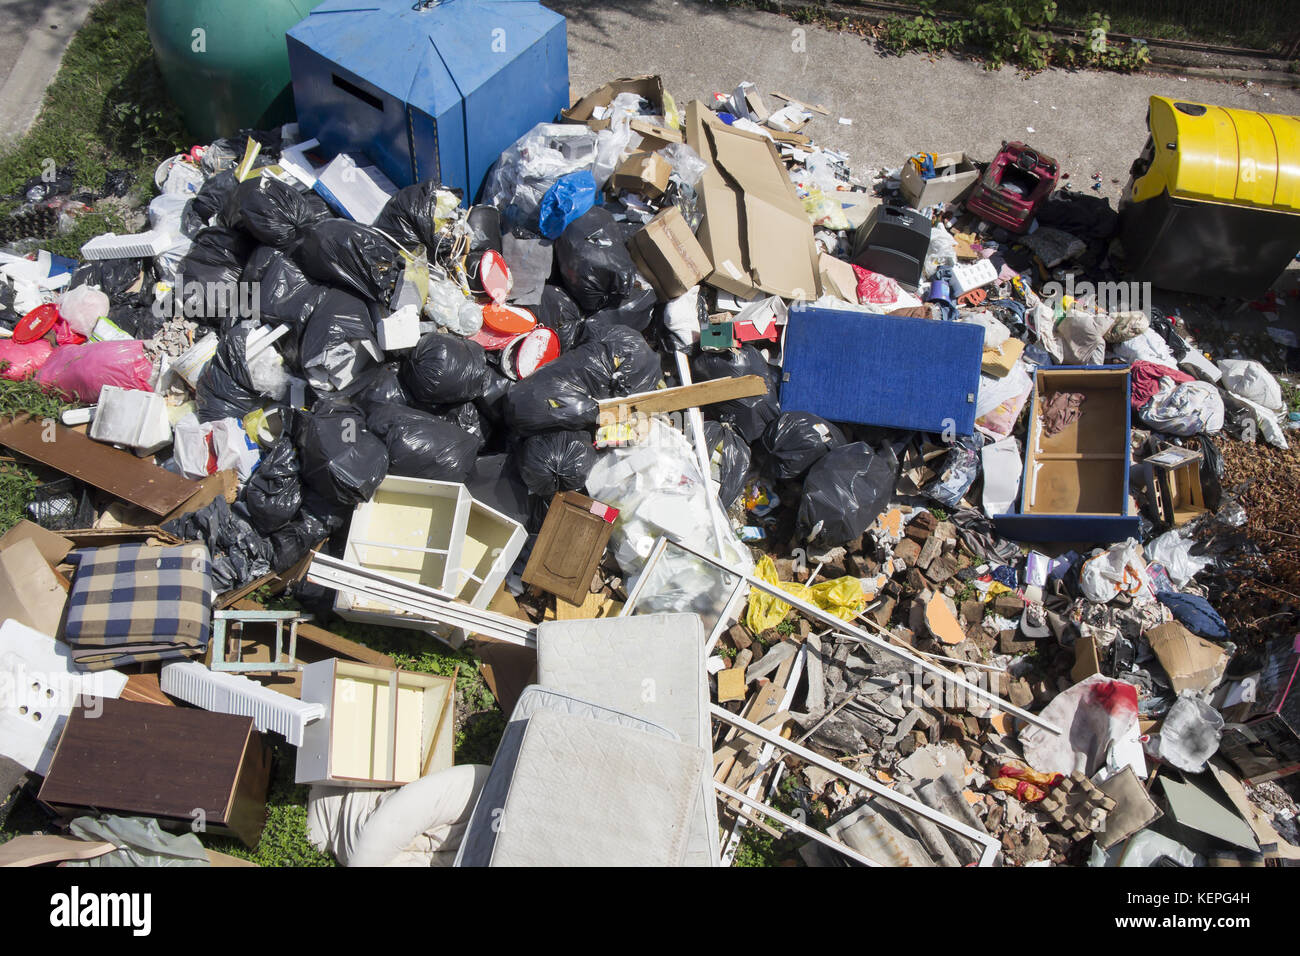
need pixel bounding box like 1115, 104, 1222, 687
1119, 95, 1300, 299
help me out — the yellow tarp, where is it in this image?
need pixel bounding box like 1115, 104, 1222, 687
744, 554, 864, 633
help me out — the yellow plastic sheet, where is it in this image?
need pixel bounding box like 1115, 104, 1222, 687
744, 555, 865, 632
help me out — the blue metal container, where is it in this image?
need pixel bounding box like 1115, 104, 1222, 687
286, 0, 568, 203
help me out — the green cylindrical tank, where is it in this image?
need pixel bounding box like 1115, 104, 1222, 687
147, 0, 323, 142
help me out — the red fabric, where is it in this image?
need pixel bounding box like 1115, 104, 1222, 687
1130, 360, 1193, 409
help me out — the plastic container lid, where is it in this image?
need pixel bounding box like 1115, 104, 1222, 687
480, 302, 536, 336
478, 250, 513, 304
501, 326, 560, 380
13, 304, 59, 344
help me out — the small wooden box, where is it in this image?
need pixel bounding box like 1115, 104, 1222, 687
1143, 445, 1207, 528
994, 367, 1142, 543
295, 659, 455, 788
38, 697, 270, 847
522, 492, 618, 606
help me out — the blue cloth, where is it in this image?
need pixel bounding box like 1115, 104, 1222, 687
1157, 591, 1229, 641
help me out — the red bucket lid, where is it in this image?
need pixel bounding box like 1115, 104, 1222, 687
479, 250, 512, 304
481, 302, 536, 336
502, 326, 561, 380
13, 303, 59, 344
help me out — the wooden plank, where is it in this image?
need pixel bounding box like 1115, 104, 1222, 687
231, 598, 397, 669
120, 672, 175, 707
769, 91, 830, 115
0, 416, 199, 516
597, 375, 766, 417
0, 835, 117, 867
160, 470, 239, 525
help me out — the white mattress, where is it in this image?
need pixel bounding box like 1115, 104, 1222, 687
535, 613, 720, 866
455, 686, 706, 867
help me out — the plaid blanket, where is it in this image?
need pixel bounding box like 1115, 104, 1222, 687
64, 543, 213, 671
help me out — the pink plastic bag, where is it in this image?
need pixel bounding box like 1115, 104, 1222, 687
36, 340, 153, 403
0, 339, 55, 381
852, 265, 901, 305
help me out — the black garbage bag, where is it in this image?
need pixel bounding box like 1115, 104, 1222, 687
759, 412, 846, 482
535, 284, 584, 351
465, 453, 531, 528
517, 430, 596, 498
690, 345, 780, 442
196, 326, 261, 422
242, 246, 329, 358
223, 175, 318, 250
703, 420, 751, 509
555, 206, 637, 312
373, 181, 459, 251
581, 286, 657, 340
162, 496, 274, 593
295, 400, 389, 506
69, 257, 152, 308
355, 363, 411, 412
176, 226, 255, 326
241, 437, 303, 534
367, 403, 482, 482
184, 168, 238, 235
921, 433, 984, 510
268, 491, 347, 574
299, 287, 380, 392
599, 324, 661, 396
430, 400, 489, 445
402, 331, 488, 406
107, 304, 166, 340
296, 219, 403, 303
796, 442, 899, 548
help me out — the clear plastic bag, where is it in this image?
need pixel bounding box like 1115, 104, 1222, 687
659, 142, 706, 188
1143, 529, 1212, 586
424, 275, 483, 336
483, 123, 598, 231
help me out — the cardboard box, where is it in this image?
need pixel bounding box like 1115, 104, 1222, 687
630, 118, 683, 149
564, 75, 666, 131
900, 151, 979, 208
1143, 444, 1207, 528
684, 100, 820, 301
610, 150, 671, 199
0, 538, 67, 637
627, 206, 712, 301
1147, 621, 1229, 694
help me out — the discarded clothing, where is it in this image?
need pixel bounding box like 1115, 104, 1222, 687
1041, 391, 1085, 437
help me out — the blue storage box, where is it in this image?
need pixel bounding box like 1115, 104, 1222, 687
779, 306, 983, 435
994, 366, 1142, 544
286, 0, 568, 202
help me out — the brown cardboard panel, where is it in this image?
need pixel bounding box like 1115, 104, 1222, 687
0, 416, 199, 516
685, 100, 820, 300
0, 520, 72, 564
0, 537, 67, 637
563, 75, 666, 129
626, 206, 711, 300
471, 636, 537, 716
610, 151, 670, 199
522, 491, 616, 606
901, 151, 980, 207
1148, 621, 1229, 694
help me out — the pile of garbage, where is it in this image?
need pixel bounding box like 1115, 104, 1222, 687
0, 73, 1297, 870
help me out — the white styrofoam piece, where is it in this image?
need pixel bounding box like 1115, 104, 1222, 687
377, 305, 421, 352
80, 229, 175, 260
160, 661, 324, 747
88, 385, 172, 456
950, 258, 998, 297
0, 620, 127, 774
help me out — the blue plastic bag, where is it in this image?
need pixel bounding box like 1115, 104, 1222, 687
538, 171, 597, 240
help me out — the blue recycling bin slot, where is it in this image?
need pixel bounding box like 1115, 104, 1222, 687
287, 0, 568, 203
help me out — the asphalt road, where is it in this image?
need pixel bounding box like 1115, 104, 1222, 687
547, 0, 1300, 202
0, 0, 95, 143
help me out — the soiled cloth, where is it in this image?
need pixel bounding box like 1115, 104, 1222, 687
1130, 360, 1193, 409
1041, 391, 1086, 437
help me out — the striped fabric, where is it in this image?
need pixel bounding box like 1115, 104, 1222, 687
64, 544, 213, 671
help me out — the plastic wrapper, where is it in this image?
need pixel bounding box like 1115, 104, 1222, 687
295, 400, 389, 506
373, 181, 462, 251
300, 288, 381, 393
424, 276, 483, 336
539, 170, 598, 240
367, 403, 482, 482
401, 331, 488, 406
517, 430, 596, 498
1139, 378, 1224, 437
240, 436, 302, 534
922, 433, 984, 509
746, 554, 863, 632
923, 224, 958, 279
796, 441, 898, 548
554, 206, 638, 312
296, 219, 404, 303
659, 142, 706, 188
173, 416, 261, 481
223, 175, 317, 249
664, 179, 701, 232
1020, 675, 1144, 778
689, 345, 780, 442
483, 122, 598, 232
1144, 529, 1212, 587
975, 362, 1033, 439
36, 339, 152, 404
535, 284, 584, 351
585, 418, 751, 583
0, 338, 54, 380
162, 496, 273, 593
703, 420, 750, 509
1080, 539, 1152, 604
759, 412, 846, 482
57, 285, 110, 336
1146, 695, 1223, 773
249, 345, 289, 401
